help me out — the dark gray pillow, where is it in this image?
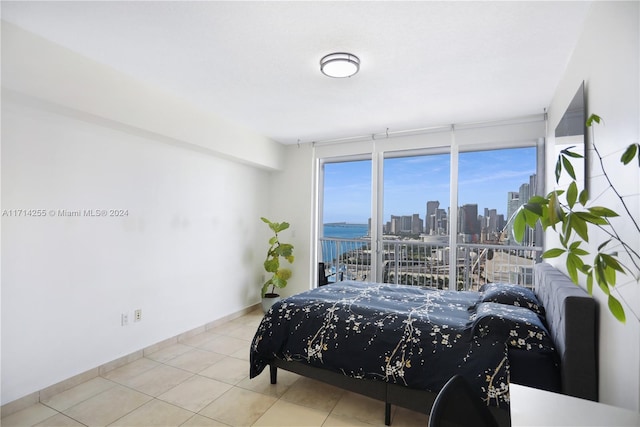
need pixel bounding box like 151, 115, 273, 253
479, 283, 545, 316
471, 302, 555, 352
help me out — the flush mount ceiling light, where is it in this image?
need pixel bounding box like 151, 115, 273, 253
320, 52, 360, 78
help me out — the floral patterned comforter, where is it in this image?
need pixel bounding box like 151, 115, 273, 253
249, 281, 558, 409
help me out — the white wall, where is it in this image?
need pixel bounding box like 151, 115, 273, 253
546, 1, 640, 411
1, 22, 284, 172
1, 24, 280, 405
268, 143, 316, 297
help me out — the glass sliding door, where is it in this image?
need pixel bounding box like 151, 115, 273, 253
457, 147, 539, 289
320, 159, 372, 282
382, 152, 451, 287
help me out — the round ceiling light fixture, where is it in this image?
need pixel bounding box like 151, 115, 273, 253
320, 52, 360, 78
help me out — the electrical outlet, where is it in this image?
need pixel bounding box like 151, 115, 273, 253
134, 309, 142, 322
121, 313, 129, 326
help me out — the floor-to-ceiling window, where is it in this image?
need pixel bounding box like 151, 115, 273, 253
456, 147, 539, 288
317, 117, 545, 289
320, 158, 372, 282
381, 152, 451, 287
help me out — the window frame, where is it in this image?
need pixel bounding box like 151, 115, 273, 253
314, 116, 546, 288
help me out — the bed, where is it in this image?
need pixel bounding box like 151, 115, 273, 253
249, 262, 598, 426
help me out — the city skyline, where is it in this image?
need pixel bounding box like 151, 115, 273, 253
323, 147, 537, 224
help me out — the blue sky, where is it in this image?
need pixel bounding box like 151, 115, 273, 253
323, 147, 536, 224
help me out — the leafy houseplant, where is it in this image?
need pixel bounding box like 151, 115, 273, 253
260, 217, 294, 306
513, 114, 640, 323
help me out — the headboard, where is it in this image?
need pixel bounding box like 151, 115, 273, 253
534, 262, 598, 401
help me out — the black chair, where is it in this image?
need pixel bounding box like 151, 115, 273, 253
318, 262, 330, 286
318, 262, 344, 286
428, 375, 498, 427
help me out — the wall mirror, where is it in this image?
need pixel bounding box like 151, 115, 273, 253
554, 81, 586, 189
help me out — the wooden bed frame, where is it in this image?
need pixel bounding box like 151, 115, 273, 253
267, 262, 598, 426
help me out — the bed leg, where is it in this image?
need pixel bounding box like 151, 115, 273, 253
385, 402, 391, 425
269, 364, 277, 384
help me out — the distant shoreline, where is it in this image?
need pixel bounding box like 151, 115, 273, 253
324, 222, 368, 227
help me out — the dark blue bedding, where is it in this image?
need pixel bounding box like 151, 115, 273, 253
250, 281, 559, 409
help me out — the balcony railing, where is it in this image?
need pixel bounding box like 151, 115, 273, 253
319, 237, 542, 291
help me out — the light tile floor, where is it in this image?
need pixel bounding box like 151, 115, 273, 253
1, 310, 428, 427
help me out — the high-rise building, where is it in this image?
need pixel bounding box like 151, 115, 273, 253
426, 201, 439, 234
529, 173, 537, 198
389, 215, 418, 234
401, 215, 412, 232
411, 214, 423, 234
519, 182, 531, 209
389, 216, 399, 234
506, 192, 520, 223
487, 209, 498, 234
458, 204, 479, 237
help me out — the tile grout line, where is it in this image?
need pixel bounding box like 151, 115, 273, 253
4, 308, 426, 427
0, 306, 261, 419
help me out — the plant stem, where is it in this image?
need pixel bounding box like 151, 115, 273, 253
590, 140, 640, 274
591, 134, 640, 233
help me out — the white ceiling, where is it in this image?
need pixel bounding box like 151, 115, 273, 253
1, 1, 592, 145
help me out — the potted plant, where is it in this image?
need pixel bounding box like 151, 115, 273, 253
513, 114, 639, 323
260, 217, 295, 312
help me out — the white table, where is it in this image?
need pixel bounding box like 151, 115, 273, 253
510, 383, 640, 426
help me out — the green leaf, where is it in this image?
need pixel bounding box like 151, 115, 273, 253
600, 253, 625, 273
548, 192, 559, 225
528, 195, 549, 205
574, 211, 608, 226
568, 213, 589, 241
578, 189, 589, 206
594, 257, 610, 295
604, 264, 616, 286
561, 214, 572, 241
588, 206, 619, 217
271, 275, 287, 289
513, 210, 526, 243
608, 295, 626, 323
522, 209, 539, 229
523, 202, 543, 216
571, 248, 590, 256
275, 243, 294, 258
555, 157, 562, 183
274, 222, 290, 233
566, 254, 582, 283
562, 155, 577, 180
567, 181, 578, 208
276, 268, 292, 281
562, 148, 584, 159
586, 272, 594, 295
548, 189, 565, 198
586, 114, 602, 127
542, 248, 565, 258
264, 258, 279, 273
597, 239, 612, 251
571, 252, 585, 269
568, 241, 589, 256
620, 143, 638, 165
